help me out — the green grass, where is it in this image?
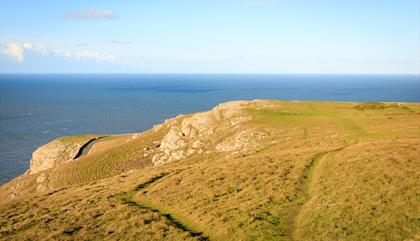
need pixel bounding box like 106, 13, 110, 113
295, 140, 420, 241
1, 100, 419, 241
354, 102, 411, 111
58, 134, 101, 144
338, 117, 366, 138
50, 130, 166, 187
257, 108, 315, 117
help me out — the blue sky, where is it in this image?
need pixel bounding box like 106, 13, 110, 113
1, 0, 419, 74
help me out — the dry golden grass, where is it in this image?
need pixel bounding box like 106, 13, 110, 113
295, 140, 420, 241
58, 134, 101, 145
48, 129, 167, 188
0, 100, 419, 241
0, 168, 202, 241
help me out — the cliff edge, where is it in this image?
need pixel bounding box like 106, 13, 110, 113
1, 100, 419, 241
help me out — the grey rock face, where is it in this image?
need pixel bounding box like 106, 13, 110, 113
29, 139, 85, 174
29, 140, 68, 175
151, 100, 270, 165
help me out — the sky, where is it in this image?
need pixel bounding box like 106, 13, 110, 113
0, 0, 419, 74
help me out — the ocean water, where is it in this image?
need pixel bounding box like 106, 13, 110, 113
0, 74, 419, 184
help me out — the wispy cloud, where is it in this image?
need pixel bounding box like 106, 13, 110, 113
1, 42, 124, 65
2, 43, 25, 62
74, 51, 117, 62
21, 43, 48, 54
62, 10, 117, 20
1, 42, 49, 62
104, 40, 131, 45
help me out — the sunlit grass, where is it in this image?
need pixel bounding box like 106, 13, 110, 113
0, 100, 419, 241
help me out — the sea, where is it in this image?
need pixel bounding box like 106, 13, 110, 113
1, 74, 419, 184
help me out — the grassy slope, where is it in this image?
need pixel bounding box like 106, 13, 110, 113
0, 100, 419, 241
295, 140, 420, 241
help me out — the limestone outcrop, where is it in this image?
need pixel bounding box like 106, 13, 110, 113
151, 100, 270, 165
29, 139, 84, 175
215, 129, 268, 153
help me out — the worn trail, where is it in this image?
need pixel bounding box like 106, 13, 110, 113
287, 142, 358, 240
121, 171, 211, 241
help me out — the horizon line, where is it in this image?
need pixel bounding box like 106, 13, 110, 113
1, 72, 419, 76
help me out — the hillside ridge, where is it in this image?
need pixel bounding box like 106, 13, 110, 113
1, 100, 419, 241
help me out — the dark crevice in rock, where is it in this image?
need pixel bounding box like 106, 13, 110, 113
73, 136, 106, 159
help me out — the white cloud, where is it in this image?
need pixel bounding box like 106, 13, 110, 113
1, 41, 123, 65
2, 43, 25, 62
32, 43, 48, 54
62, 10, 117, 20
22, 43, 33, 49
74, 51, 117, 63
51, 49, 72, 59
105, 40, 131, 45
